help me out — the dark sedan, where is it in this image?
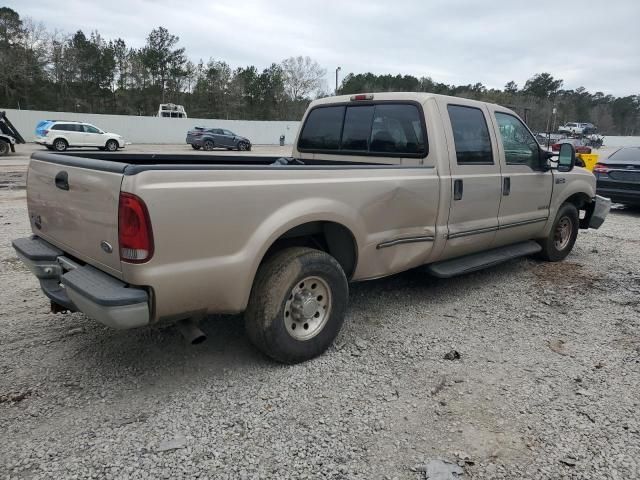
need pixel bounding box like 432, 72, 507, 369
186, 127, 252, 151
594, 147, 640, 206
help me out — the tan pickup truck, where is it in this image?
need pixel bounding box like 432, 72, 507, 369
13, 93, 610, 363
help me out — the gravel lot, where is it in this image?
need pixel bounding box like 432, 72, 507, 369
1, 147, 639, 479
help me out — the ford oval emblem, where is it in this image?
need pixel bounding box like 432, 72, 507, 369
100, 241, 113, 254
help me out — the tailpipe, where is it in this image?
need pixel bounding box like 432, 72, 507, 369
176, 318, 207, 345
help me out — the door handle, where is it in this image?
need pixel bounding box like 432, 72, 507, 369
503, 177, 511, 196
453, 179, 463, 201
55, 171, 69, 191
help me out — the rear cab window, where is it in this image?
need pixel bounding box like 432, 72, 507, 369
297, 102, 427, 158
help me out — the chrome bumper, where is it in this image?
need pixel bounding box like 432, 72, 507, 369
588, 195, 611, 229
12, 236, 150, 330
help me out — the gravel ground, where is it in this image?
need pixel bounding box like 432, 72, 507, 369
1, 167, 639, 479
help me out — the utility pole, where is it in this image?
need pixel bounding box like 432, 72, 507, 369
335, 66, 341, 95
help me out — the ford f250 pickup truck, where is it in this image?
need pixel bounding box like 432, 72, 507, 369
12, 93, 611, 363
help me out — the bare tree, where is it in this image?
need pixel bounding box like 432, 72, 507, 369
281, 56, 326, 100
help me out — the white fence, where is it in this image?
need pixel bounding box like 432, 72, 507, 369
2, 108, 301, 145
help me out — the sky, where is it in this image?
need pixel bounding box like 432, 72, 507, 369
9, 0, 640, 97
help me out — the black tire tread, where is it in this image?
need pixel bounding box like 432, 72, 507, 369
538, 203, 579, 262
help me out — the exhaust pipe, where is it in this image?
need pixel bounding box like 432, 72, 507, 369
176, 318, 207, 345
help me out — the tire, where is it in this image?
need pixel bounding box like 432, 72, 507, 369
538, 203, 579, 262
238, 141, 249, 151
203, 140, 214, 151
0, 140, 10, 156
53, 138, 68, 152
105, 139, 118, 152
191, 144, 201, 150
244, 247, 349, 364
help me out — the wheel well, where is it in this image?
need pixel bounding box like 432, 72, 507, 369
565, 192, 591, 210
263, 221, 358, 278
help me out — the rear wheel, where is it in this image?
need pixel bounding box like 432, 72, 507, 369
244, 247, 349, 363
191, 144, 201, 150
203, 140, 214, 151
105, 139, 118, 151
0, 140, 9, 156
538, 203, 579, 262
53, 138, 68, 152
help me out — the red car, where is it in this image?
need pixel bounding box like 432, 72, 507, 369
551, 139, 592, 154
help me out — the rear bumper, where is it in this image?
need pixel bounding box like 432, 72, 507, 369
12, 236, 150, 330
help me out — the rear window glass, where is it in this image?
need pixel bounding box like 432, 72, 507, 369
298, 106, 345, 150
341, 106, 374, 151
447, 105, 493, 165
298, 103, 426, 156
608, 147, 640, 163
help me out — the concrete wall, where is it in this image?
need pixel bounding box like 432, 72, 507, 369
3, 108, 301, 145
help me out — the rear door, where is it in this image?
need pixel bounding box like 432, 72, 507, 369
438, 100, 502, 260
490, 109, 553, 246
26, 158, 124, 275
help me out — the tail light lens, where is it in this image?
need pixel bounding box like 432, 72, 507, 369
118, 192, 154, 263
593, 163, 610, 174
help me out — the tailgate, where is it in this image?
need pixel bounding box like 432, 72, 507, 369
27, 158, 124, 275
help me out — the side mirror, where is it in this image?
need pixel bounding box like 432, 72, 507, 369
558, 143, 576, 172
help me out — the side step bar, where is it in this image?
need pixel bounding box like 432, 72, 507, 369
426, 240, 542, 278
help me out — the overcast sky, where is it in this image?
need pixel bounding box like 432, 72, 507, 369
10, 0, 640, 96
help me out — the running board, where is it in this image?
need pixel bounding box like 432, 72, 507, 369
426, 241, 542, 278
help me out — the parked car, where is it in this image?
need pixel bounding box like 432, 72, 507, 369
558, 122, 594, 135
594, 147, 640, 206
551, 139, 592, 154
13, 92, 610, 363
35, 121, 126, 152
186, 127, 251, 151
0, 111, 25, 156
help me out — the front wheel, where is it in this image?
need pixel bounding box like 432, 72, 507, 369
244, 247, 348, 363
238, 141, 249, 151
105, 139, 118, 152
191, 144, 201, 150
538, 203, 579, 262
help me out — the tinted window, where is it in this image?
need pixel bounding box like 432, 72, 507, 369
298, 106, 345, 150
84, 125, 100, 134
447, 105, 493, 165
494, 112, 540, 169
51, 124, 66, 131
370, 104, 425, 154
222, 130, 234, 136
341, 106, 374, 151
71, 124, 83, 132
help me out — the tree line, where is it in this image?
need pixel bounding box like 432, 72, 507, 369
1, 6, 639, 134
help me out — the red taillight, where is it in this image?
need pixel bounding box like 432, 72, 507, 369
350, 94, 374, 101
593, 163, 610, 174
118, 192, 154, 263
44, 129, 49, 135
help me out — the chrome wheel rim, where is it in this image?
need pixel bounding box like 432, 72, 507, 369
284, 276, 332, 341
107, 142, 116, 151
55, 140, 65, 151
554, 216, 572, 250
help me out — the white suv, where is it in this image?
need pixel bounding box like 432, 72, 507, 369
35, 121, 126, 152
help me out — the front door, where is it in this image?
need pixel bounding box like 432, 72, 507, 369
439, 100, 503, 260
490, 110, 553, 247
82, 124, 103, 147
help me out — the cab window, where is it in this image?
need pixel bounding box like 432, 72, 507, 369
494, 112, 541, 169
447, 105, 493, 165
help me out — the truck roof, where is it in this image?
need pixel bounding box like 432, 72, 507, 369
310, 92, 504, 110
